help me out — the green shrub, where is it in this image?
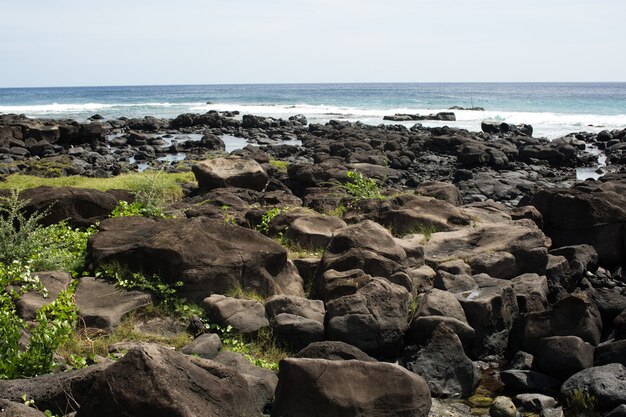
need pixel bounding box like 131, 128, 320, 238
257, 207, 282, 235
0, 190, 49, 264
30, 221, 97, 275
0, 192, 96, 275
110, 200, 168, 219
343, 170, 382, 201
0, 261, 77, 379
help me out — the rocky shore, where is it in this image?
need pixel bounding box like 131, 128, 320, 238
1, 110, 625, 417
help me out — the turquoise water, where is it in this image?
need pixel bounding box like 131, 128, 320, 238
1, 83, 625, 138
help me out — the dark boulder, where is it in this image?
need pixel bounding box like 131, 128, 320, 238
89, 216, 304, 302
19, 186, 119, 227
560, 364, 626, 411
76, 345, 259, 417
402, 323, 480, 398
271, 358, 431, 417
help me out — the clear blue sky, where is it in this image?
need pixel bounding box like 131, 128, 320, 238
1, 0, 624, 87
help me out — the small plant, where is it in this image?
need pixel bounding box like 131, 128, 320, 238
257, 207, 282, 235
407, 297, 420, 322
29, 221, 97, 276
226, 286, 266, 302
220, 205, 237, 225
566, 388, 598, 411
343, 170, 382, 201
209, 324, 285, 370
110, 200, 169, 219
269, 159, 289, 173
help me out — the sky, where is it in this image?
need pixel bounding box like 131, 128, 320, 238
0, 0, 625, 87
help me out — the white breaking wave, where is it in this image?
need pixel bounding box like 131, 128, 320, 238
1, 101, 625, 139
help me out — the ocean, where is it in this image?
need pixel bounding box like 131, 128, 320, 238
1, 83, 625, 139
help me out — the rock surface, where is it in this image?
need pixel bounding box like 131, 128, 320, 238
271, 358, 431, 417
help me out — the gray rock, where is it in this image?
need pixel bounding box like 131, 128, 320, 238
325, 271, 410, 358
0, 362, 112, 416
500, 370, 561, 395
271, 358, 431, 417
284, 215, 347, 250
0, 400, 46, 417
75, 277, 153, 330
560, 363, 626, 411
607, 405, 626, 417
511, 273, 549, 313
16, 271, 72, 321
192, 156, 269, 191
490, 396, 516, 417
203, 294, 269, 336
213, 350, 278, 413
294, 341, 376, 361
402, 323, 480, 398
535, 336, 594, 380
180, 333, 222, 359
594, 339, 626, 366
76, 345, 258, 417
515, 393, 557, 411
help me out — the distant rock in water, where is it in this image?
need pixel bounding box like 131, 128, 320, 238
482, 120, 533, 137
384, 112, 456, 122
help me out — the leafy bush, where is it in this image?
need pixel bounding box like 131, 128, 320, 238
0, 261, 77, 379
256, 207, 282, 235
30, 222, 97, 275
0, 191, 95, 276
110, 200, 168, 219
0, 190, 49, 264
343, 170, 382, 201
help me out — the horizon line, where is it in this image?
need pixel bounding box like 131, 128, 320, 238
2, 80, 626, 90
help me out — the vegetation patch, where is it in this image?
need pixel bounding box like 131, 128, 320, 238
0, 171, 195, 201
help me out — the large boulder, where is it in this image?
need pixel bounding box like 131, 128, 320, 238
89, 216, 304, 302
271, 358, 431, 417
324, 270, 410, 358
284, 214, 347, 250
423, 220, 550, 278
192, 156, 269, 191
531, 184, 626, 265
265, 295, 325, 349
402, 323, 480, 398
315, 220, 408, 292
76, 345, 259, 417
19, 186, 119, 227
535, 336, 594, 380
0, 362, 112, 416
560, 363, 626, 411
458, 275, 519, 358
511, 292, 602, 353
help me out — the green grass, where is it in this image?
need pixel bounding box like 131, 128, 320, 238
0, 171, 195, 202
269, 159, 289, 173
225, 286, 266, 302
58, 310, 192, 360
